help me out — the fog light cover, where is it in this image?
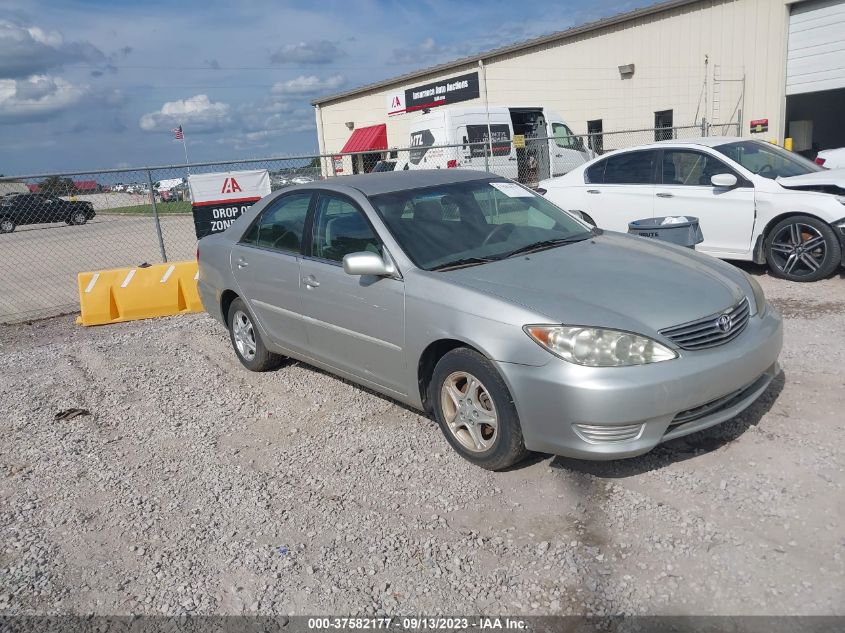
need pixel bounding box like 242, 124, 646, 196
573, 423, 644, 443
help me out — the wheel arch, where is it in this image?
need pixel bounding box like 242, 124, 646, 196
759, 211, 843, 261
417, 338, 487, 413
760, 211, 834, 243
220, 289, 239, 327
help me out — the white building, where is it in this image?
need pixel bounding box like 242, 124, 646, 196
312, 0, 845, 168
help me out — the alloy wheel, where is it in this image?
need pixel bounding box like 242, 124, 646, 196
440, 371, 498, 453
73, 212, 87, 224
0, 219, 13, 232
232, 310, 257, 361
768, 222, 827, 278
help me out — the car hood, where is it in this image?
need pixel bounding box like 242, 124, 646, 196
443, 232, 748, 335
776, 168, 845, 190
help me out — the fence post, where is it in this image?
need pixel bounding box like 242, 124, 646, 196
146, 169, 168, 263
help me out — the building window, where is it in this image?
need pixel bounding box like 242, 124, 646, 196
587, 119, 604, 154
655, 110, 674, 141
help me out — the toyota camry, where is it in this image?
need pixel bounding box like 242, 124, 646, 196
197, 170, 782, 470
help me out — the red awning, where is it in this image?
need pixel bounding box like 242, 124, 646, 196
340, 124, 388, 153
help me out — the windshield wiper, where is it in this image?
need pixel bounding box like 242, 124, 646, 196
502, 233, 592, 259
429, 256, 502, 271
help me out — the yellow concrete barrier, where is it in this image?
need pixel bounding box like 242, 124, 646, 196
77, 260, 203, 326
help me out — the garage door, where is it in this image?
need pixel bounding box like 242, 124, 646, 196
786, 0, 845, 95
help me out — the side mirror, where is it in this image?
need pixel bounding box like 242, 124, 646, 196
342, 251, 395, 277
711, 173, 738, 188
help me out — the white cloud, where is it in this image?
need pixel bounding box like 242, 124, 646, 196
0, 20, 104, 78
0, 75, 87, 122
271, 74, 345, 96
269, 40, 342, 65
139, 94, 230, 133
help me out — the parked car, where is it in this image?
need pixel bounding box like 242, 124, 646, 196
290, 176, 314, 185
815, 147, 845, 169
372, 160, 409, 172
539, 137, 845, 282
0, 193, 95, 233
197, 170, 782, 470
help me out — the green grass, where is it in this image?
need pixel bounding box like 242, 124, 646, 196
100, 201, 192, 215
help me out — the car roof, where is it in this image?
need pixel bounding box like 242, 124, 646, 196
292, 169, 496, 197
658, 136, 745, 147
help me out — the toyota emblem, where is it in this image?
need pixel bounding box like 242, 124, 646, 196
717, 314, 732, 333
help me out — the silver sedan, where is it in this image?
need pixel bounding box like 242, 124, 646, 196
197, 170, 782, 470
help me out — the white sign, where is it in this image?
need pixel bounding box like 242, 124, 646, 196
490, 182, 534, 198
188, 169, 270, 204
188, 169, 271, 238
387, 92, 406, 116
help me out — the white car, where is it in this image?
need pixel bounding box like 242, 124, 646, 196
539, 137, 845, 281
816, 147, 845, 169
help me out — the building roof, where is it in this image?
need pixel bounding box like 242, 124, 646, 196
312, 0, 705, 106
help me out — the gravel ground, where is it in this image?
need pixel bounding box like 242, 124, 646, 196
0, 265, 843, 616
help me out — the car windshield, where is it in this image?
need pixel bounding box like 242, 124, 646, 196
714, 140, 823, 180
369, 179, 592, 271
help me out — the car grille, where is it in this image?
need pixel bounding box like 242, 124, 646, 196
659, 298, 750, 351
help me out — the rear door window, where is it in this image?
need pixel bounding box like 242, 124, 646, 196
602, 150, 658, 184
585, 159, 607, 184
241, 192, 312, 253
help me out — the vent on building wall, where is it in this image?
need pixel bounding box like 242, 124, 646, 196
618, 63, 635, 78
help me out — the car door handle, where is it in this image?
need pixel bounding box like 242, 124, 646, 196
656, 192, 674, 198
302, 276, 320, 288
236, 258, 249, 269
587, 189, 601, 194
555, 153, 563, 157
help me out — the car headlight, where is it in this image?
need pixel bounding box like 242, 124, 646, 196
524, 325, 677, 367
743, 272, 767, 317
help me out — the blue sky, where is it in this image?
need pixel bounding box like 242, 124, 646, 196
0, 0, 637, 175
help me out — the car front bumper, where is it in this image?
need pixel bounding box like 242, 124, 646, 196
496, 306, 783, 460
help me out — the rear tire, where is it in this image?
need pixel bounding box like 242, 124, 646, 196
227, 298, 283, 372
429, 347, 528, 471
764, 215, 840, 282
0, 218, 15, 233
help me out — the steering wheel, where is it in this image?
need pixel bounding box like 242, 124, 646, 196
755, 164, 776, 178
482, 222, 516, 246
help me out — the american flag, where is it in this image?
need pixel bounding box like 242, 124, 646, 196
172, 125, 184, 140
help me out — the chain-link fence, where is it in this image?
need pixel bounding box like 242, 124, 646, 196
0, 122, 738, 323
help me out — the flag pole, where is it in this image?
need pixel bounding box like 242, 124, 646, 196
180, 125, 190, 175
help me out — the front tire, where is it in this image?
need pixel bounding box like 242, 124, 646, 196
227, 298, 283, 372
69, 211, 88, 225
0, 218, 16, 233
430, 347, 528, 471
764, 215, 841, 282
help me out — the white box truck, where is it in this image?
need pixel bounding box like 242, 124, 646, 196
407, 106, 593, 182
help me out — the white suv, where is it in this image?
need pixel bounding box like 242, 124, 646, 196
539, 137, 845, 281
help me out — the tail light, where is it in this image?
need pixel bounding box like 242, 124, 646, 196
446, 160, 458, 168
815, 157, 826, 166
